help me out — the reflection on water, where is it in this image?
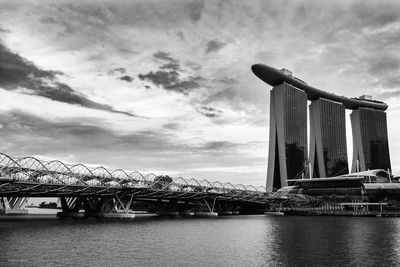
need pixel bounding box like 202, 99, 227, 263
0, 215, 399, 266
265, 216, 400, 266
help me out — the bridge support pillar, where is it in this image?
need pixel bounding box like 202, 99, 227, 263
87, 194, 149, 219
217, 202, 240, 215
195, 211, 218, 216
156, 200, 180, 216
0, 197, 28, 215
195, 198, 218, 217
57, 195, 140, 219
57, 197, 85, 219
176, 201, 194, 216
98, 193, 137, 219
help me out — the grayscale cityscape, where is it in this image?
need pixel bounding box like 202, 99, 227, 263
1, 0, 400, 266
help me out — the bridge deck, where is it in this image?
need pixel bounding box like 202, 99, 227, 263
0, 152, 312, 205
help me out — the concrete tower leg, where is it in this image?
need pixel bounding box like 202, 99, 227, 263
194, 198, 218, 216
351, 108, 391, 172
266, 87, 288, 190
350, 110, 366, 172
309, 101, 326, 178
57, 197, 85, 219
309, 99, 348, 177
266, 83, 307, 190
0, 197, 28, 215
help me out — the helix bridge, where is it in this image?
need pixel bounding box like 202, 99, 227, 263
0, 152, 313, 217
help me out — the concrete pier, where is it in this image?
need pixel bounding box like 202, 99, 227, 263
264, 211, 284, 216
195, 211, 218, 217
56, 212, 85, 219
219, 211, 233, 215
156, 211, 180, 216
0, 209, 28, 215
180, 211, 195, 216
100, 211, 156, 219
100, 213, 137, 219
58, 211, 157, 219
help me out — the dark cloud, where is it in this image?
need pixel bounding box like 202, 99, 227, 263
118, 48, 137, 54
119, 75, 133, 82
201, 141, 238, 151
204, 89, 238, 105
39, 5, 111, 35
108, 67, 134, 83
154, 51, 180, 71
374, 75, 400, 91
167, 80, 200, 92
0, 43, 136, 117
344, 52, 400, 89
382, 76, 400, 89
0, 27, 10, 33
378, 90, 400, 100
160, 62, 180, 71
196, 106, 223, 118
0, 110, 175, 154
177, 31, 185, 41
0, 110, 246, 161
138, 71, 200, 94
187, 0, 205, 22
205, 40, 226, 53
351, 2, 400, 30
153, 51, 176, 63
40, 16, 57, 24
139, 70, 178, 87
113, 67, 126, 74
108, 67, 126, 75
366, 56, 400, 76
218, 77, 237, 85
138, 51, 201, 94
163, 123, 182, 130
186, 61, 202, 71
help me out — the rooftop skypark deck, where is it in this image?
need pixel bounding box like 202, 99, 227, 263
251, 64, 388, 111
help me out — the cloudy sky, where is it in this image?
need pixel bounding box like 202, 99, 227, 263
1, 0, 400, 186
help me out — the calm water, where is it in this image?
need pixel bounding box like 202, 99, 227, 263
1, 215, 400, 266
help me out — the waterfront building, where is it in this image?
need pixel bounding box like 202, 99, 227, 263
309, 98, 348, 177
252, 64, 391, 190
351, 107, 391, 172
267, 83, 308, 190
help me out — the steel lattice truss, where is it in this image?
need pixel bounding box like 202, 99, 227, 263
0, 152, 277, 204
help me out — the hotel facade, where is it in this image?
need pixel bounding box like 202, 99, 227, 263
252, 64, 391, 190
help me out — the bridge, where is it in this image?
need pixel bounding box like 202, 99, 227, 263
0, 152, 312, 218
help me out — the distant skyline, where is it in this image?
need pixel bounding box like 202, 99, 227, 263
1, 0, 400, 185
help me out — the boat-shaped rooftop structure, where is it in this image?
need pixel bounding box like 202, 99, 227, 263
251, 64, 388, 111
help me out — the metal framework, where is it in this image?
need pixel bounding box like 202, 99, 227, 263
0, 152, 273, 204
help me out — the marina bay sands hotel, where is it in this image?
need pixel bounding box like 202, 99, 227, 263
252, 64, 391, 190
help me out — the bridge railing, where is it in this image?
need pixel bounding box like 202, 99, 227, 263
0, 153, 268, 202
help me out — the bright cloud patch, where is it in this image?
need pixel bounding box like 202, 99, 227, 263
0, 0, 400, 185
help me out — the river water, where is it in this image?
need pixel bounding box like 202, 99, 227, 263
1, 215, 399, 266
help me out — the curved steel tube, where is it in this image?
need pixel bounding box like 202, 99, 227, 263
0, 152, 268, 203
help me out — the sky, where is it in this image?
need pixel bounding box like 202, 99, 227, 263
1, 0, 400, 186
